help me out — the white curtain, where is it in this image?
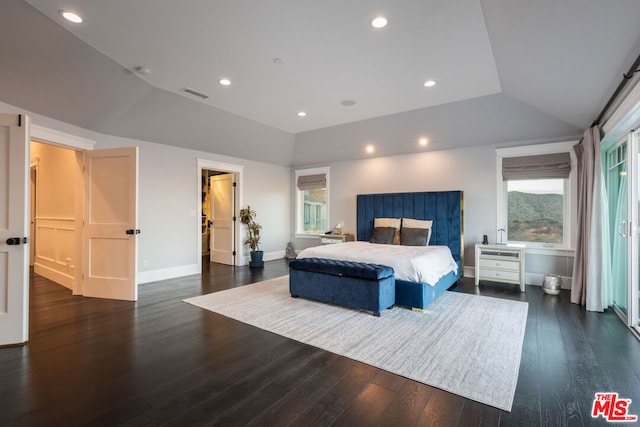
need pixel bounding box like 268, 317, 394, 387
572, 125, 612, 311
611, 175, 627, 308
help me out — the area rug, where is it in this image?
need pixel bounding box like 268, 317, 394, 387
184, 275, 528, 411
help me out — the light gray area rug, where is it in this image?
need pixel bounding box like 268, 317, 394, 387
184, 275, 528, 411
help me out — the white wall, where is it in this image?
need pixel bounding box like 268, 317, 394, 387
95, 136, 291, 283
294, 145, 496, 268
1, 101, 292, 285
3, 99, 572, 287
294, 143, 574, 283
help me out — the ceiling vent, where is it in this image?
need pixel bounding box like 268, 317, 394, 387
181, 87, 209, 100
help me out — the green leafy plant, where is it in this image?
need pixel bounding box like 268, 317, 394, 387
239, 206, 262, 251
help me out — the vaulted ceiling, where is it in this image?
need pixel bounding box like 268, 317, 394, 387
1, 0, 640, 166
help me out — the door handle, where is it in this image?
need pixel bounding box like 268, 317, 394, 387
6, 237, 28, 245
618, 221, 629, 238
126, 229, 141, 235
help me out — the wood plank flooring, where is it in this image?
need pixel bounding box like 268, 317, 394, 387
1, 259, 639, 426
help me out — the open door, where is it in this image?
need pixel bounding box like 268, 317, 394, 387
83, 147, 139, 301
0, 113, 29, 346
210, 173, 235, 265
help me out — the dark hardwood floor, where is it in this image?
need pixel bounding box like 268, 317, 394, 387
1, 259, 639, 426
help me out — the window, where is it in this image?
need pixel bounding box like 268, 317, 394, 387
497, 142, 576, 250
507, 179, 565, 244
295, 167, 329, 235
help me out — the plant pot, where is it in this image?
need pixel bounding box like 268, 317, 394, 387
543, 274, 562, 295
249, 250, 264, 268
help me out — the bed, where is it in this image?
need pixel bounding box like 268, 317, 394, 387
297, 190, 464, 310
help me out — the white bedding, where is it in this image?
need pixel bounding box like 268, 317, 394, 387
296, 241, 458, 286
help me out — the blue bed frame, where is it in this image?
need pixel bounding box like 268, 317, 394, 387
356, 191, 464, 310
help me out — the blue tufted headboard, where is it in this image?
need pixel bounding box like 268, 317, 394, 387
356, 191, 464, 268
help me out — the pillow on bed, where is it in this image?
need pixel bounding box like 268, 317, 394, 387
400, 227, 430, 246
401, 218, 433, 244
369, 226, 396, 244
374, 218, 401, 244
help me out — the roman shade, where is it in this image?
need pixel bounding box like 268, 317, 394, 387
297, 173, 326, 190
502, 152, 571, 180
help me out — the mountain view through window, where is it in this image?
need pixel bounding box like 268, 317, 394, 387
507, 179, 564, 244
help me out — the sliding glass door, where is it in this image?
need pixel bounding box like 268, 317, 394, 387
632, 130, 640, 334
604, 130, 640, 334
606, 139, 629, 316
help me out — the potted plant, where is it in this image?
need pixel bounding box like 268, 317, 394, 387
239, 206, 264, 268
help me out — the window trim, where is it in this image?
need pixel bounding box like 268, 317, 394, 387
294, 166, 330, 237
496, 141, 578, 252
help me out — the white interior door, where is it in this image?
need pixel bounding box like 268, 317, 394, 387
210, 173, 235, 265
83, 147, 139, 301
0, 113, 29, 346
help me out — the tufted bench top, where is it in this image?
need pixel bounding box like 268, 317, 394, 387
290, 257, 394, 280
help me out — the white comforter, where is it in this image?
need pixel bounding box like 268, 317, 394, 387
296, 241, 458, 286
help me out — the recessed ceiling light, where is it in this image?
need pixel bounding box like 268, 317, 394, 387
340, 100, 357, 107
219, 78, 231, 86
419, 138, 429, 146
366, 145, 375, 154
297, 111, 307, 117
424, 80, 437, 88
58, 10, 83, 23
371, 16, 388, 29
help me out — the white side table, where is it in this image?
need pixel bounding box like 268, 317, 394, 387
475, 243, 526, 292
320, 233, 355, 245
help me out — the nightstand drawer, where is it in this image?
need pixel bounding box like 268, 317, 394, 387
475, 243, 526, 292
320, 234, 354, 245
480, 269, 520, 283
479, 258, 520, 271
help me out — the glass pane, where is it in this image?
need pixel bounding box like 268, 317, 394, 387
302, 188, 327, 232
507, 179, 564, 244
606, 141, 628, 315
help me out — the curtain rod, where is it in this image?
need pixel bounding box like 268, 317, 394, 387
592, 52, 640, 127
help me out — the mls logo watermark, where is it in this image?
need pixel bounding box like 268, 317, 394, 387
592, 393, 638, 422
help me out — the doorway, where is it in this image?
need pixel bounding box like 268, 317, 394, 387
197, 159, 244, 272
201, 170, 237, 267
29, 140, 79, 290
29, 124, 140, 301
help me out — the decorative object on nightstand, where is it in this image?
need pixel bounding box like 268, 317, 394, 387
542, 274, 562, 295
475, 243, 526, 292
320, 233, 355, 245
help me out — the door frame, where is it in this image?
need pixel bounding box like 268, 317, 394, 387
602, 80, 640, 336
196, 159, 243, 271
30, 124, 95, 296
629, 130, 639, 334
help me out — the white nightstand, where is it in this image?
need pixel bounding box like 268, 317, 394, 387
320, 233, 355, 245
475, 243, 526, 292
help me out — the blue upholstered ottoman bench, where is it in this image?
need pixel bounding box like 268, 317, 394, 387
289, 257, 395, 316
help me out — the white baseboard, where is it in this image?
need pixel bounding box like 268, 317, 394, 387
239, 250, 286, 266
526, 272, 572, 289
463, 266, 571, 289
138, 251, 287, 283
34, 263, 74, 290
137, 263, 200, 284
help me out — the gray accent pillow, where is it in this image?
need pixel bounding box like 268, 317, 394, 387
400, 227, 429, 246
369, 227, 396, 244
